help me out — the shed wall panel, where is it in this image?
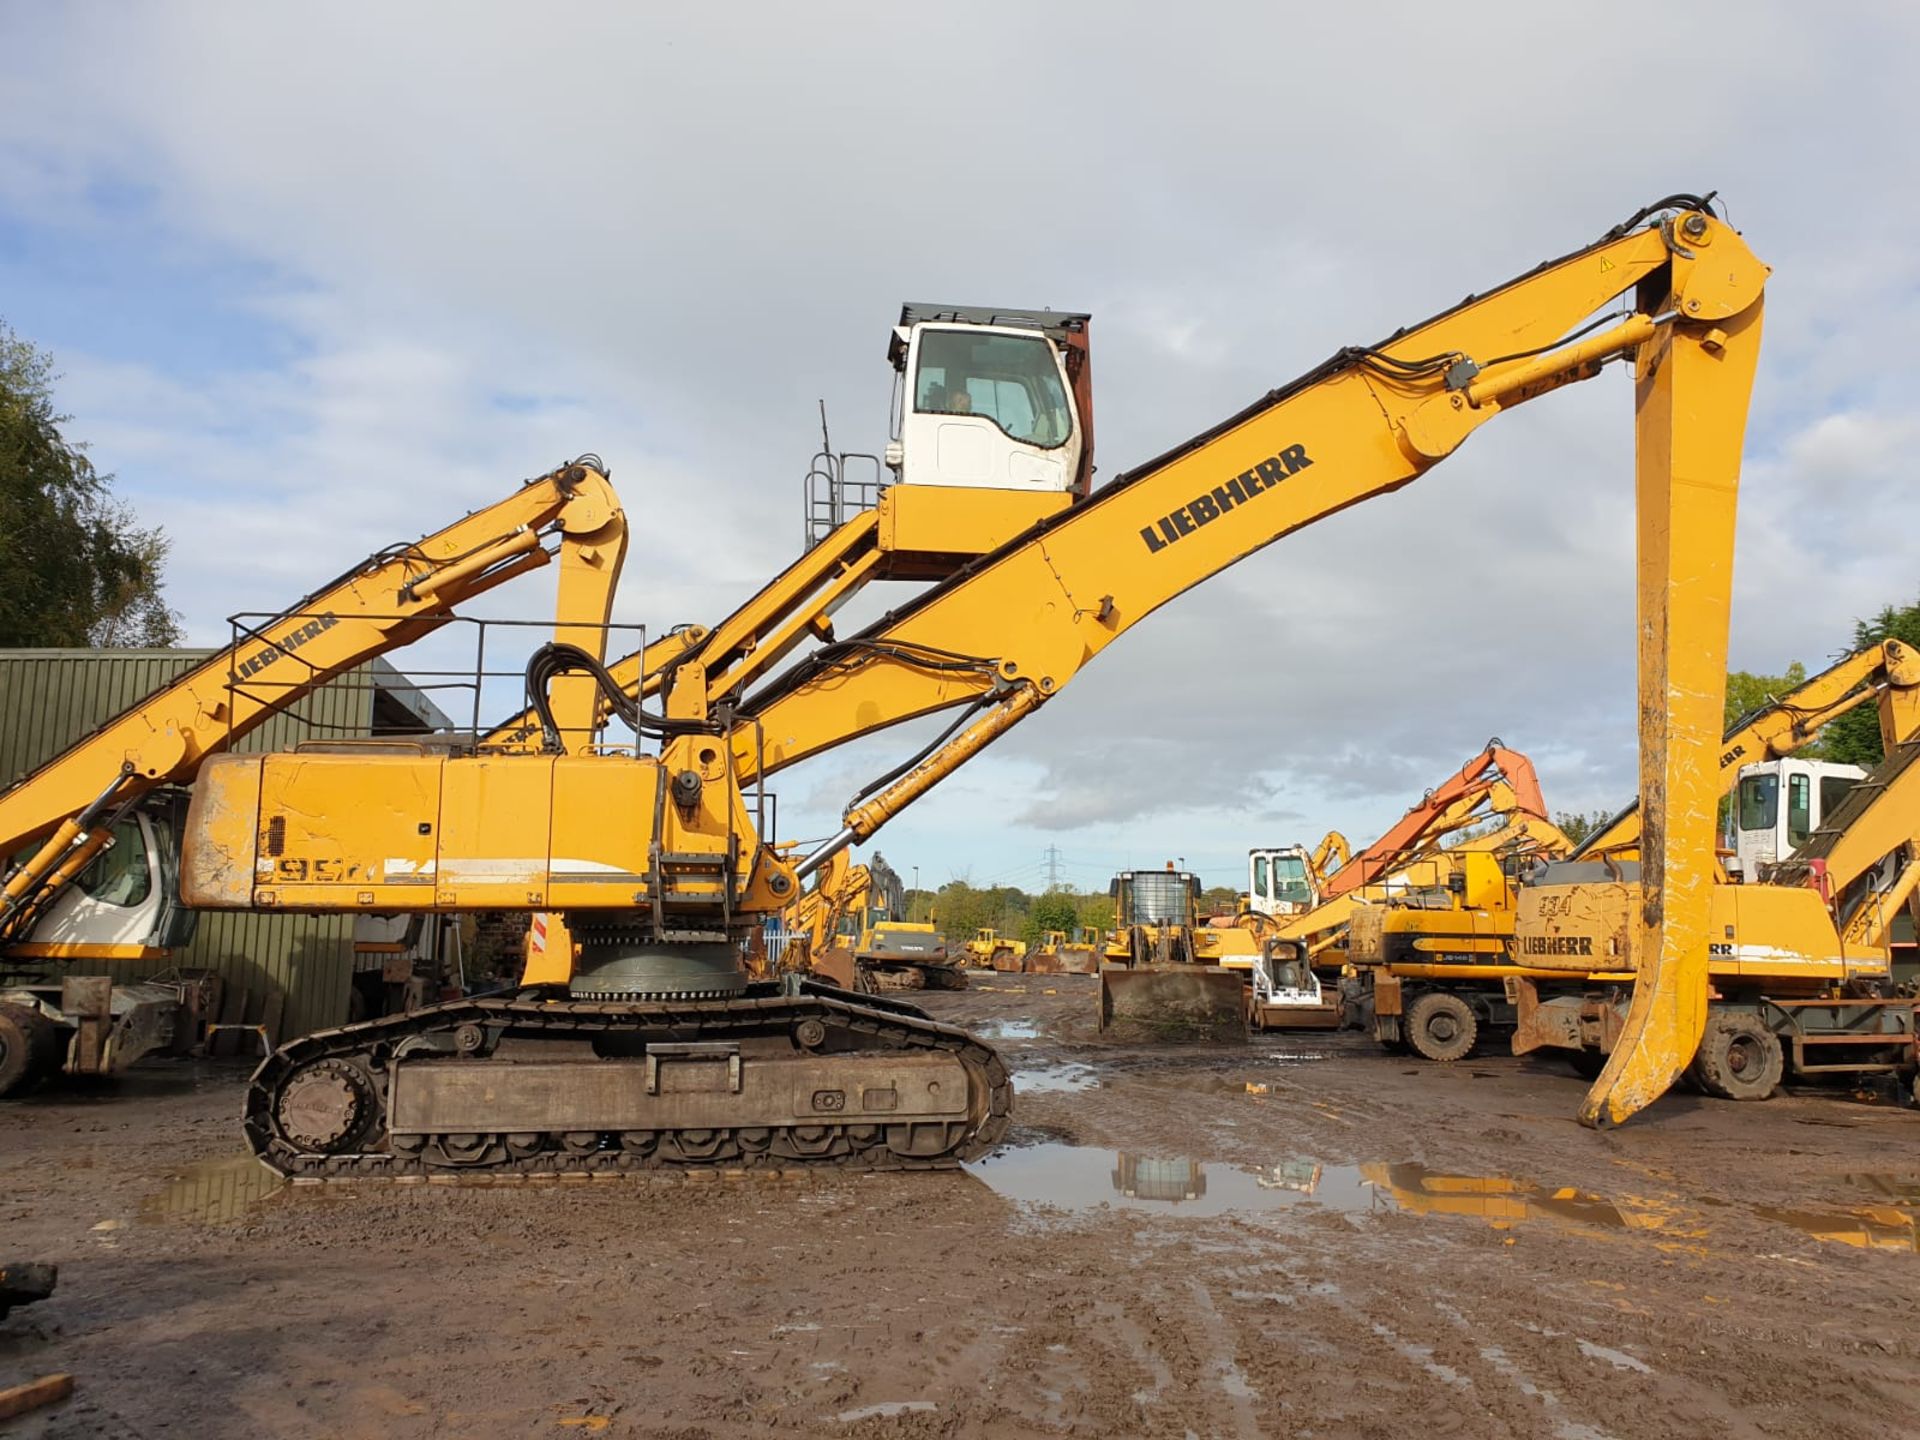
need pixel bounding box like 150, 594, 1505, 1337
1, 648, 381, 1040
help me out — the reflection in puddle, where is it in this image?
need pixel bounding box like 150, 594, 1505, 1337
974, 1019, 1041, 1041
1846, 1173, 1920, 1205
1756, 1204, 1919, 1251
142, 1154, 286, 1224
967, 1143, 1631, 1232
1016, 1062, 1099, 1094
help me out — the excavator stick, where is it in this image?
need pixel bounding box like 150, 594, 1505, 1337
1581, 225, 1766, 1128
1097, 965, 1249, 1043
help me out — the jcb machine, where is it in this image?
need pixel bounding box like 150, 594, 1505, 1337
170, 193, 1769, 1174
964, 929, 1028, 972
1357, 641, 1920, 1067
1031, 927, 1101, 975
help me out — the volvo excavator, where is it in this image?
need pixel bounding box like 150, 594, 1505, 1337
158, 192, 1769, 1174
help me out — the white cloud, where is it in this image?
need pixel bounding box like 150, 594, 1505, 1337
3, 3, 1918, 882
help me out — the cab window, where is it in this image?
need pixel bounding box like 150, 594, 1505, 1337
1272, 855, 1312, 905
914, 330, 1073, 449
1252, 855, 1270, 898
1738, 772, 1778, 833
1787, 772, 1813, 849
77, 816, 152, 907
1819, 774, 1857, 822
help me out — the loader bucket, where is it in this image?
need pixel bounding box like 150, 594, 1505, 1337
1098, 966, 1248, 1043
806, 946, 860, 991
1056, 945, 1100, 976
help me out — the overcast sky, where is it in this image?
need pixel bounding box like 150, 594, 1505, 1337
3, 4, 1917, 895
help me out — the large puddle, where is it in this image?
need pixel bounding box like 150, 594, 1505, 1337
966, 1143, 1630, 1231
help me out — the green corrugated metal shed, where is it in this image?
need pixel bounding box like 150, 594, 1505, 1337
0, 648, 449, 1041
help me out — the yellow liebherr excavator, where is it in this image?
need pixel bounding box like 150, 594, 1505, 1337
177, 193, 1767, 1175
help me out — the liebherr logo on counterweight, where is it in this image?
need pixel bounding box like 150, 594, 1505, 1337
1139, 444, 1313, 555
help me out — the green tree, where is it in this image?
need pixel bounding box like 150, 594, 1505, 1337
1199, 885, 1241, 916
1073, 894, 1114, 937
1553, 809, 1619, 847
1022, 891, 1078, 950
1823, 599, 1920, 768
0, 322, 180, 647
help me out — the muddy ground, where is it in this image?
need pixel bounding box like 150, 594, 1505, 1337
4, 974, 1919, 1439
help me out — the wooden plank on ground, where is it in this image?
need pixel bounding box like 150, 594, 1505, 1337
213, 986, 249, 1057
0, 1373, 74, 1421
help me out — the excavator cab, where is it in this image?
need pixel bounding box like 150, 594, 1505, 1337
804, 304, 1095, 574
1248, 846, 1316, 918
886, 306, 1092, 497
1730, 757, 1866, 878
7, 792, 196, 959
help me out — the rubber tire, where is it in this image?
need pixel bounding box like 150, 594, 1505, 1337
0, 1002, 60, 1099
1566, 1049, 1608, 1081
1404, 991, 1478, 1063
1691, 1011, 1783, 1101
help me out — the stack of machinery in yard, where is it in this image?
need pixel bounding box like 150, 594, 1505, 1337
1202, 743, 1570, 1038
1344, 641, 1920, 1091
6, 193, 1858, 1166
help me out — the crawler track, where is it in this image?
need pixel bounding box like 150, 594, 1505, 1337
245, 981, 1012, 1179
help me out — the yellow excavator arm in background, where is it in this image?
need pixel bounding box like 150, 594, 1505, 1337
1574, 638, 1920, 859
1257, 774, 1571, 960
720, 198, 1767, 1126
1307, 832, 1352, 893
0, 458, 628, 954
